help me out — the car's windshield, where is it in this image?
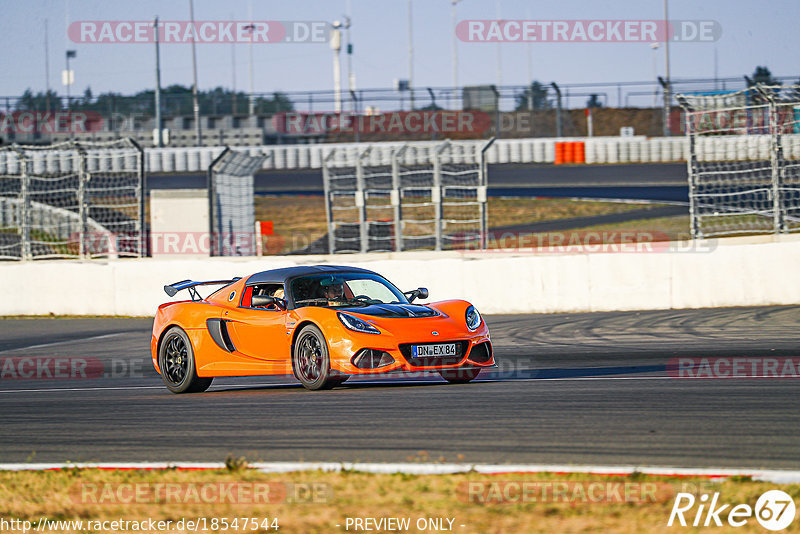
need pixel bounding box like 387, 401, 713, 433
291, 273, 409, 308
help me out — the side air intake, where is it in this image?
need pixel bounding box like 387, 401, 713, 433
206, 318, 236, 352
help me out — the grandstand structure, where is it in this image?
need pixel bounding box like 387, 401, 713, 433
6, 76, 799, 147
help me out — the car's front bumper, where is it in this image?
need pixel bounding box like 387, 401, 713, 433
329, 331, 494, 376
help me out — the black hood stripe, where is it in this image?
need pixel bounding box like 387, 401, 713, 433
341, 304, 438, 318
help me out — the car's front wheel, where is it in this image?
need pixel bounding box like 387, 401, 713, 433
292, 325, 343, 390
158, 326, 213, 394
439, 367, 481, 384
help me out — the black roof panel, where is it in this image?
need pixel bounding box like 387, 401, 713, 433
245, 265, 379, 285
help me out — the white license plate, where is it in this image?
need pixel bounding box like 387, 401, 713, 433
412, 343, 457, 358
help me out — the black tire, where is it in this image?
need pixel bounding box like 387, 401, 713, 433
292, 325, 342, 390
158, 326, 213, 394
439, 367, 481, 384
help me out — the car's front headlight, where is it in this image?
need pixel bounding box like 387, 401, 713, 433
465, 305, 482, 331
338, 312, 381, 334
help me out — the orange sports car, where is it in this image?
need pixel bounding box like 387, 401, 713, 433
151, 265, 494, 393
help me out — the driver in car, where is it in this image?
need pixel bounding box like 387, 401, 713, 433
322, 279, 346, 306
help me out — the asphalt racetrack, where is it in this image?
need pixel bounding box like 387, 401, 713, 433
0, 307, 798, 469
148, 162, 690, 202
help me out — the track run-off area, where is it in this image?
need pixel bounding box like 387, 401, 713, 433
0, 306, 798, 469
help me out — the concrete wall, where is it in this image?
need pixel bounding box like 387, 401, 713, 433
150, 189, 209, 258
1, 234, 799, 316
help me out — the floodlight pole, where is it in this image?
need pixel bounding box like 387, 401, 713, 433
65, 50, 76, 113
551, 82, 562, 137
153, 17, 163, 147
344, 14, 354, 112
331, 22, 343, 114
662, 0, 671, 136
451, 0, 463, 109
189, 0, 202, 146
44, 19, 51, 111
65, 52, 70, 111
246, 24, 255, 117
658, 76, 670, 136
407, 0, 414, 110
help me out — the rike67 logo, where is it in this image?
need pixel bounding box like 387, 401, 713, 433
668, 490, 796, 530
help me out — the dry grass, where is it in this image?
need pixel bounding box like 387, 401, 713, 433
486, 197, 643, 228
569, 215, 692, 242
253, 195, 650, 254
254, 195, 328, 254
483, 215, 691, 251
0, 469, 796, 533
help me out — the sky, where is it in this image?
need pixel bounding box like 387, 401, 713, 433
0, 0, 798, 103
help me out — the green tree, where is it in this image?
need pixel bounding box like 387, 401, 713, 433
747, 66, 780, 86
15, 89, 62, 112
24, 85, 296, 117
82, 87, 93, 107
586, 94, 603, 108
515, 81, 550, 110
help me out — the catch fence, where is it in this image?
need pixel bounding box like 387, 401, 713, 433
322, 139, 493, 253
0, 138, 144, 259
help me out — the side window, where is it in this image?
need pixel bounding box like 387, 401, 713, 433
291, 278, 320, 304
241, 284, 285, 309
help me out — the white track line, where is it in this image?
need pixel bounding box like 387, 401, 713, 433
0, 462, 797, 483
0, 386, 165, 394
0, 383, 300, 394
0, 333, 126, 354
0, 374, 783, 394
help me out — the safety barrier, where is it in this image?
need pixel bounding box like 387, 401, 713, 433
1, 233, 798, 316
5, 135, 798, 174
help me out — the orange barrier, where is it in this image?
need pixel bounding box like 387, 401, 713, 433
554, 142, 565, 165
574, 141, 586, 163
554, 141, 586, 165
564, 141, 575, 163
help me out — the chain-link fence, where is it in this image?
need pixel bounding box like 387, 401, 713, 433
208, 148, 270, 256
322, 139, 492, 253
678, 85, 800, 238
0, 139, 144, 259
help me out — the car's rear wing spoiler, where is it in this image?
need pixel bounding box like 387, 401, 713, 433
164, 278, 241, 300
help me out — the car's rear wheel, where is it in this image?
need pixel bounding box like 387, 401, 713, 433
158, 326, 213, 394
293, 325, 342, 390
438, 367, 481, 384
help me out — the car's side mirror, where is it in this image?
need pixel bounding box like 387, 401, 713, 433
251, 295, 286, 309
405, 287, 429, 302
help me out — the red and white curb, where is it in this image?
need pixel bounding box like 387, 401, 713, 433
0, 462, 798, 483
